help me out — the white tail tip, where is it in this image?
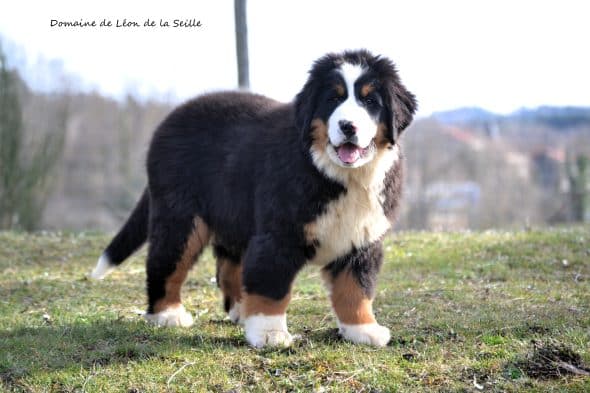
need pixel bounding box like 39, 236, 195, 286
90, 254, 116, 279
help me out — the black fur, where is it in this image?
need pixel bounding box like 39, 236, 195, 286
212, 244, 241, 264
324, 241, 384, 299
104, 188, 149, 265
100, 49, 416, 317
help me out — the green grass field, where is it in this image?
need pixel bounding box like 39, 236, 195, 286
1, 227, 589, 392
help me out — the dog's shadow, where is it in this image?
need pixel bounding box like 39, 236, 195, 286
1, 319, 235, 373
1, 319, 345, 374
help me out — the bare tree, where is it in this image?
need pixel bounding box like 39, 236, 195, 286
566, 152, 589, 222
234, 0, 249, 88
0, 42, 66, 230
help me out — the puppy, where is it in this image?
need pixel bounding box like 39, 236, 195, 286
91, 49, 416, 348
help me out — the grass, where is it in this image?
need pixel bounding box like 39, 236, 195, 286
1, 227, 589, 392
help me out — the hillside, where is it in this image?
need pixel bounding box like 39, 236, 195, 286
3, 54, 589, 232
433, 106, 590, 131
1, 228, 589, 392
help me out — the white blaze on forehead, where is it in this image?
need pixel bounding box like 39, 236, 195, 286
339, 63, 364, 100
327, 63, 376, 151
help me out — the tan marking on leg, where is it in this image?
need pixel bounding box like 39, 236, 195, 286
217, 258, 243, 309
154, 217, 210, 313
243, 293, 291, 317
324, 269, 376, 325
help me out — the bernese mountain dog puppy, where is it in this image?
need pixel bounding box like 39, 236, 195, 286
91, 49, 416, 348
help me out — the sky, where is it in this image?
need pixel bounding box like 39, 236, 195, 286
0, 0, 589, 116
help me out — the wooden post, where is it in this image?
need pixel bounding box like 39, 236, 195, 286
234, 0, 249, 89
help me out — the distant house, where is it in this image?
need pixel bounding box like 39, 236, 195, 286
425, 181, 481, 230
531, 147, 566, 192
441, 126, 486, 151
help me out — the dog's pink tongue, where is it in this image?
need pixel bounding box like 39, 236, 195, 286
337, 144, 361, 164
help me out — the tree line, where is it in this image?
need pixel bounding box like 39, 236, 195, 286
1, 40, 588, 231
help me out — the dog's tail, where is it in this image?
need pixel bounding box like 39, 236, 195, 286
90, 188, 150, 279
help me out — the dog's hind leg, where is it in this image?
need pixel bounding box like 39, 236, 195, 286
144, 215, 210, 327
214, 245, 243, 324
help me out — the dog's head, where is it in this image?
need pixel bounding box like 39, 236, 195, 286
295, 50, 416, 174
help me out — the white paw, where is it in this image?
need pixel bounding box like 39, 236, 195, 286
144, 304, 194, 327
244, 314, 293, 348
339, 322, 391, 347
229, 301, 243, 325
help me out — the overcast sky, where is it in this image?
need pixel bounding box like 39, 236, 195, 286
1, 0, 589, 116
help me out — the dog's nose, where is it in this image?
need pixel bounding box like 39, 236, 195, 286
338, 120, 357, 137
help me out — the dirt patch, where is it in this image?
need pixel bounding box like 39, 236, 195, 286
0, 367, 28, 391
0, 372, 15, 389
515, 340, 590, 379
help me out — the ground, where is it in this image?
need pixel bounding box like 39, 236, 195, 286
0, 227, 589, 392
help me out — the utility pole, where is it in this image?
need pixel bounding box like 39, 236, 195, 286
234, 0, 249, 89
566, 152, 589, 222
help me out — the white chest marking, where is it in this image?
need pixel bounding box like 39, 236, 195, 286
306, 146, 399, 266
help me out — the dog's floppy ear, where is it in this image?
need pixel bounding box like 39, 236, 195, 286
393, 81, 417, 135
376, 58, 417, 144
294, 76, 318, 134
382, 81, 417, 144
295, 53, 339, 136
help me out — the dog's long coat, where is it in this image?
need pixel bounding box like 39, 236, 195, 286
92, 50, 416, 348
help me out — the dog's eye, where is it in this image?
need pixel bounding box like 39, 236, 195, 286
330, 96, 344, 104
364, 97, 377, 107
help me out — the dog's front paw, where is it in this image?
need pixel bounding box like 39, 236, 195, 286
244, 314, 293, 348
144, 304, 194, 327
339, 322, 390, 347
